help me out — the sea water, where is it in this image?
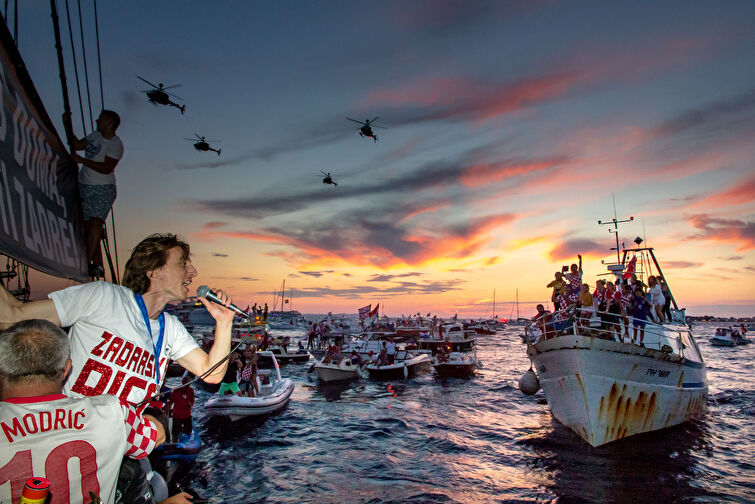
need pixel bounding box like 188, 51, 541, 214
168, 323, 754, 503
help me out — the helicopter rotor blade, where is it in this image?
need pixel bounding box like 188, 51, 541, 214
136, 75, 159, 89
162, 84, 182, 90
370, 116, 379, 123
372, 125, 388, 129
165, 91, 184, 100
346, 117, 365, 125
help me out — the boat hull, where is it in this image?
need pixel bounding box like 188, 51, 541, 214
432, 363, 476, 378
529, 335, 707, 447
366, 355, 431, 380
315, 364, 359, 382
205, 379, 294, 421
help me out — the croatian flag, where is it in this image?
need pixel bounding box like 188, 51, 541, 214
623, 256, 637, 280
358, 304, 371, 319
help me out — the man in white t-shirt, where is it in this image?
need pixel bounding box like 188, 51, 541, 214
0, 233, 231, 503
0, 319, 160, 504
64, 109, 124, 278
0, 233, 234, 407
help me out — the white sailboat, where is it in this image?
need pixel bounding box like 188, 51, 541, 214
522, 220, 707, 447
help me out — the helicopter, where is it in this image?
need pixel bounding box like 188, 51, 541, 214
321, 171, 337, 187
137, 76, 186, 114
185, 134, 222, 156
346, 117, 386, 142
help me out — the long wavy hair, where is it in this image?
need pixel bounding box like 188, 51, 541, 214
122, 233, 190, 293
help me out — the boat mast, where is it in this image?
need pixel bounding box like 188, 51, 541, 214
598, 194, 634, 264
516, 288, 519, 321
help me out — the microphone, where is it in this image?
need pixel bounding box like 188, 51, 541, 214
196, 285, 249, 318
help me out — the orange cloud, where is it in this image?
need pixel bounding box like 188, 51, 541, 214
688, 174, 755, 210
685, 214, 755, 251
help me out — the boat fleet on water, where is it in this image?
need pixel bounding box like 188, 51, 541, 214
160, 226, 724, 451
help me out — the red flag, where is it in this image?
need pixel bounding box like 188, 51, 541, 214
623, 256, 637, 279
368, 303, 379, 318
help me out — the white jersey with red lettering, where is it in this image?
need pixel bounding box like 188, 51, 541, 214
49, 282, 199, 407
0, 393, 157, 504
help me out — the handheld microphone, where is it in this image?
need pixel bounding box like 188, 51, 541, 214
196, 285, 249, 318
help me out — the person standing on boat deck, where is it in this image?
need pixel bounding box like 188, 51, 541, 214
578, 283, 594, 327
219, 351, 242, 396
547, 272, 566, 310
604, 281, 622, 336
0, 319, 161, 504
385, 337, 397, 365
647, 276, 666, 323
165, 375, 195, 442
631, 286, 652, 346
619, 283, 634, 338
659, 277, 672, 322
63, 110, 123, 279
239, 346, 259, 397
566, 254, 583, 295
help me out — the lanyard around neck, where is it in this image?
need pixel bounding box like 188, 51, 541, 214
134, 294, 165, 384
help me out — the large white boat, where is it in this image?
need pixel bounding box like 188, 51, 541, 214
523, 241, 707, 447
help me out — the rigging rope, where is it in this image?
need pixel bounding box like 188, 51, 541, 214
93, 0, 103, 108
63, 0, 87, 135
91, 0, 119, 280
75, 0, 94, 132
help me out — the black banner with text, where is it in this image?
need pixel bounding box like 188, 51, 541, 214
0, 17, 87, 281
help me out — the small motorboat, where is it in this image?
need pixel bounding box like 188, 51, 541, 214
313, 355, 361, 382
151, 422, 201, 462
365, 350, 431, 380
713, 327, 750, 346
432, 351, 478, 378
258, 343, 310, 365
204, 351, 294, 421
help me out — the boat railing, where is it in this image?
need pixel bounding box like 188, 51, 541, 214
526, 307, 703, 363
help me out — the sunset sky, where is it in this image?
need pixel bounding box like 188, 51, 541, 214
12, 1, 755, 317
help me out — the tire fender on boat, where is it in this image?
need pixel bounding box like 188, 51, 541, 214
403, 362, 408, 379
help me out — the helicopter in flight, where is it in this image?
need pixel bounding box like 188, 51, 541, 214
321, 171, 337, 187
346, 117, 385, 143
185, 134, 222, 156
137, 76, 186, 114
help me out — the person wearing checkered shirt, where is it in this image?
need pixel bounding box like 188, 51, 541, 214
0, 319, 159, 504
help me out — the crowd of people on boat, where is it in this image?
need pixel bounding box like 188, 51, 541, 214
533, 254, 675, 346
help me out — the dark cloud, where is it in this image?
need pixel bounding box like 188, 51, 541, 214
292, 278, 465, 298
686, 214, 755, 250
548, 238, 604, 261
212, 253, 229, 257
654, 88, 755, 137
368, 272, 423, 282
299, 270, 335, 278
718, 256, 743, 261
191, 145, 565, 220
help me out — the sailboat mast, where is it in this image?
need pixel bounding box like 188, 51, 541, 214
516, 288, 519, 321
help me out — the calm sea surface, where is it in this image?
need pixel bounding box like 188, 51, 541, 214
166, 323, 754, 503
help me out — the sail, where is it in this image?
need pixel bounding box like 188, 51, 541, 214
0, 15, 87, 281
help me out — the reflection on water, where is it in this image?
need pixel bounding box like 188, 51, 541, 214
165, 324, 754, 503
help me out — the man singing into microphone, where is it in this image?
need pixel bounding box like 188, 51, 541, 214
0, 233, 234, 407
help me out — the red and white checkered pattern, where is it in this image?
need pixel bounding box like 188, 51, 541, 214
121, 402, 158, 459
